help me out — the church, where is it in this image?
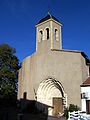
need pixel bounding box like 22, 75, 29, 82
18, 13, 90, 116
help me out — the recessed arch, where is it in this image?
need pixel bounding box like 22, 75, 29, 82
37, 77, 67, 115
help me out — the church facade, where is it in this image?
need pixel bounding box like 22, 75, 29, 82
18, 13, 90, 116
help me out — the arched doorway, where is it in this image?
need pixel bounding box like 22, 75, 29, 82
37, 77, 67, 116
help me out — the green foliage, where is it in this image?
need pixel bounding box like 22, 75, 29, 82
64, 104, 80, 119
64, 108, 69, 119
69, 104, 80, 112
0, 44, 20, 99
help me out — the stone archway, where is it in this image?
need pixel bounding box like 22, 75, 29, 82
37, 77, 66, 116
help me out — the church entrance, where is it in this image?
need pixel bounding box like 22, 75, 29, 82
37, 77, 66, 116
53, 97, 63, 116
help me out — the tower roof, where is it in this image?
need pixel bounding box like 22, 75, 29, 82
37, 13, 60, 25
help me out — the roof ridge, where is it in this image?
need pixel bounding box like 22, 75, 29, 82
36, 13, 60, 25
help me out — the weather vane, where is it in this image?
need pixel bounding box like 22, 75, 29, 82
47, 5, 52, 17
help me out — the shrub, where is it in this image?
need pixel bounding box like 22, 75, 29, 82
64, 104, 80, 119
69, 104, 80, 112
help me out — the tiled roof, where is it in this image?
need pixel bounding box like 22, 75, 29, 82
37, 13, 60, 25
83, 77, 90, 85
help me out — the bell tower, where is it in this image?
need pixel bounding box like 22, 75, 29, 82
36, 13, 62, 51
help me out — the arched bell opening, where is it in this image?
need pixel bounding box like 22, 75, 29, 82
39, 30, 43, 42
55, 28, 59, 41
46, 28, 49, 40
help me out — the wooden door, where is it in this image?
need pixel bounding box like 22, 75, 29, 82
53, 97, 63, 116
86, 100, 90, 114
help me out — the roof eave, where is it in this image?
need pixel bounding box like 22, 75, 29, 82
81, 84, 90, 87
81, 52, 90, 65
36, 18, 62, 27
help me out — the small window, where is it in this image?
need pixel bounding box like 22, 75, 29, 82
46, 28, 49, 39
55, 29, 58, 41
23, 92, 27, 99
39, 30, 43, 41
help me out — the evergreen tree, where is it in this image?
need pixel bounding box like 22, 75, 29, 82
0, 44, 20, 99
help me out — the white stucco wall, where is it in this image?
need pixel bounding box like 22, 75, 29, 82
81, 86, 90, 112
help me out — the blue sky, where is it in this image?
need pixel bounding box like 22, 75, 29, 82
0, 0, 90, 62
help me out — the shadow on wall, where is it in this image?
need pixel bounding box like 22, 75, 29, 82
18, 98, 49, 114
0, 97, 66, 120
17, 98, 49, 120
0, 98, 48, 120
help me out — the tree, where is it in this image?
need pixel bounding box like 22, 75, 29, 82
0, 44, 20, 99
